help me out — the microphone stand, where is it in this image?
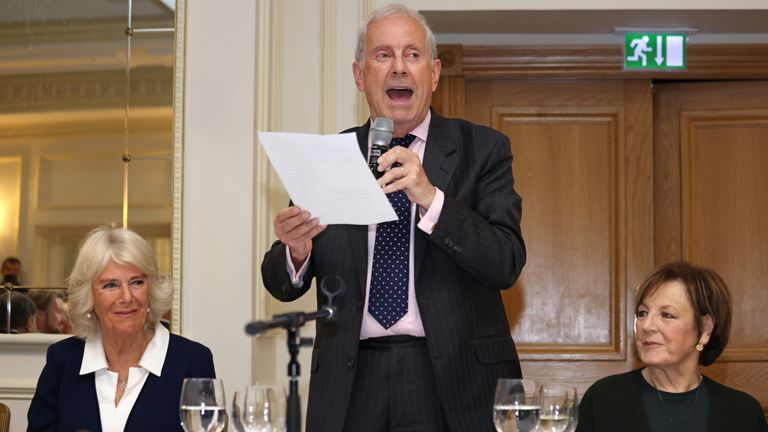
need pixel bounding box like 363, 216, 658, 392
244, 276, 344, 432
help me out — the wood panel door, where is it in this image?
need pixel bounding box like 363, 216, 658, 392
463, 80, 654, 396
655, 80, 768, 411
435, 43, 768, 414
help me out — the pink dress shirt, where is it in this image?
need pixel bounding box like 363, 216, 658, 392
287, 111, 444, 339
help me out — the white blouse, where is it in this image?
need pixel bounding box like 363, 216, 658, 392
79, 325, 170, 432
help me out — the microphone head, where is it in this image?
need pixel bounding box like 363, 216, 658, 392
371, 117, 393, 147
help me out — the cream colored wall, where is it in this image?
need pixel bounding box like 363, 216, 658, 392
181, 0, 256, 413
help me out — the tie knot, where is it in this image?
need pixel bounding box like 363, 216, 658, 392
391, 134, 416, 148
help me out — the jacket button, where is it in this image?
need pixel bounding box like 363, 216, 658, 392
346, 359, 356, 369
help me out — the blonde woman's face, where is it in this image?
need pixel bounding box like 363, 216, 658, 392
91, 259, 149, 338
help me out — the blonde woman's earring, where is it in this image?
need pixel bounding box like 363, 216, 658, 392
695, 342, 704, 352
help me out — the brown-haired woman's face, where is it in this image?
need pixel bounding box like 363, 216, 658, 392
634, 281, 705, 369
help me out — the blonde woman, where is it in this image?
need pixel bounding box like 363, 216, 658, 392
28, 226, 216, 431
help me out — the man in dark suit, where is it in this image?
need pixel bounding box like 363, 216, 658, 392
261, 4, 526, 431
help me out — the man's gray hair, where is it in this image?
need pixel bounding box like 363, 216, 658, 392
354, 3, 437, 67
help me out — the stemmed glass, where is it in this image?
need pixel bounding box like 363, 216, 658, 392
232, 384, 286, 432
538, 384, 578, 432
493, 378, 541, 432
179, 378, 228, 432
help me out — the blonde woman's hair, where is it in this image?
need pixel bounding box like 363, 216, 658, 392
67, 225, 172, 339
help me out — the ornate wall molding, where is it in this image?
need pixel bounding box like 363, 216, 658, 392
321, 0, 338, 134
447, 44, 768, 79
254, 0, 285, 323
0, 379, 37, 399
0, 67, 173, 114
171, 0, 186, 335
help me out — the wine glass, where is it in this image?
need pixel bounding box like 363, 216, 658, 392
179, 378, 228, 432
565, 388, 578, 432
233, 384, 286, 432
493, 378, 541, 432
538, 384, 578, 432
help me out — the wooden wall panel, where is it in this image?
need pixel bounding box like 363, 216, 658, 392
493, 108, 622, 359
681, 110, 768, 353
655, 81, 768, 413
439, 43, 766, 410
463, 80, 653, 375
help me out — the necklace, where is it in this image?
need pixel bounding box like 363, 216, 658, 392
119, 377, 127, 392
647, 371, 702, 432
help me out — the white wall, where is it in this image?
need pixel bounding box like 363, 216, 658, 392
182, 0, 256, 408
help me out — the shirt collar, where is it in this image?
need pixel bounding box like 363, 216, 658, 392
408, 110, 431, 143
79, 324, 170, 377
368, 110, 431, 144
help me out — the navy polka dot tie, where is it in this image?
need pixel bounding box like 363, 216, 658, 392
368, 134, 416, 329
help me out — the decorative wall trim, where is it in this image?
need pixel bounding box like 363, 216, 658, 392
321, 0, 337, 134
171, 0, 186, 335
0, 334, 67, 346
356, 0, 374, 125
453, 44, 768, 79
0, 68, 172, 114
719, 346, 768, 362
0, 379, 37, 399
254, 0, 285, 323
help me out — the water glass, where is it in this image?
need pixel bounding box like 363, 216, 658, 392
538, 384, 578, 432
493, 378, 541, 432
179, 378, 228, 432
233, 384, 286, 432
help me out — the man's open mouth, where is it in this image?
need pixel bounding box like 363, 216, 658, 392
386, 87, 413, 101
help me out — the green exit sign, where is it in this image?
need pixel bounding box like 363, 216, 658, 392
624, 33, 687, 70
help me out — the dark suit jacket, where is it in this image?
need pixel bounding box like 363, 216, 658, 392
261, 111, 526, 432
577, 368, 768, 432
27, 333, 216, 431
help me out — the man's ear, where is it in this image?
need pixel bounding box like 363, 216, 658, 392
353, 61, 364, 91
431, 58, 442, 92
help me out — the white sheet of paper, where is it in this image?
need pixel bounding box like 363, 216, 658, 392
258, 131, 397, 225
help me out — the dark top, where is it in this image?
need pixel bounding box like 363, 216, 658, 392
261, 111, 526, 432
641, 373, 708, 432
577, 368, 768, 432
27, 333, 216, 432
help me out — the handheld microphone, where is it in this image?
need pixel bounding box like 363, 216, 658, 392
368, 117, 393, 179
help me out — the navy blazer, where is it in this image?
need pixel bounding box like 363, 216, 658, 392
262, 111, 526, 432
28, 334, 216, 432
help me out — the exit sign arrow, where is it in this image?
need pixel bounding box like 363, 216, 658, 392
624, 33, 687, 70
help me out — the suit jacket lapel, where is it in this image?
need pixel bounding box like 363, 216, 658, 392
348, 123, 371, 296
415, 112, 457, 282
349, 115, 458, 290
76, 372, 103, 431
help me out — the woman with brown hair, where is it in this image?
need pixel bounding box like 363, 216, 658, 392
577, 261, 767, 432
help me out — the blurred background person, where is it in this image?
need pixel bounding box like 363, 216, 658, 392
0, 291, 37, 334
59, 298, 73, 334
577, 261, 768, 432
28, 225, 217, 431
1, 256, 22, 285
27, 289, 69, 334
1, 257, 26, 294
